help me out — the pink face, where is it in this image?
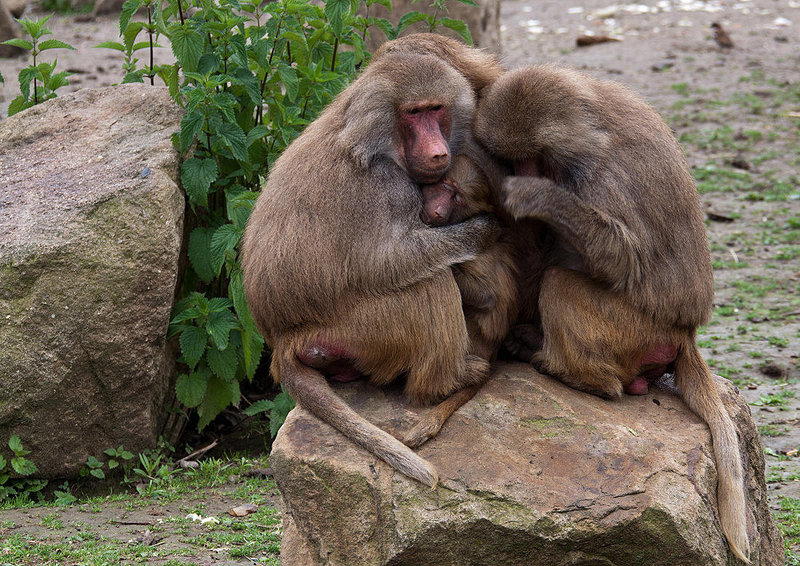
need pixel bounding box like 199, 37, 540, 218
420, 179, 463, 227
396, 102, 452, 184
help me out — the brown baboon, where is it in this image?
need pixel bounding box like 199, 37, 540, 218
402, 154, 517, 449
372, 33, 505, 94
241, 51, 500, 488
475, 65, 750, 561
419, 154, 518, 361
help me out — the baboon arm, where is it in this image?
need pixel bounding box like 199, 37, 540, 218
502, 176, 643, 289
366, 215, 499, 291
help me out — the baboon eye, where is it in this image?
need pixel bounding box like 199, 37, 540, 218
406, 107, 422, 115
429, 105, 443, 112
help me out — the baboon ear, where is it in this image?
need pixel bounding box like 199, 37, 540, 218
337, 82, 397, 170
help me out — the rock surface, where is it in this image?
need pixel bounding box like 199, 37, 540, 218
0, 85, 184, 478
272, 362, 784, 565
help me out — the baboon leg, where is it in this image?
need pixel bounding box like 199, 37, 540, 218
535, 267, 677, 399
404, 356, 489, 448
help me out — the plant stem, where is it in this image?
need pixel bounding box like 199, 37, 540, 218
177, 0, 185, 25
330, 37, 338, 72
32, 45, 38, 105
147, 4, 155, 85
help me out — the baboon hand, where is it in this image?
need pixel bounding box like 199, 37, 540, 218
501, 176, 552, 220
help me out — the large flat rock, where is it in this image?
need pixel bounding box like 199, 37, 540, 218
272, 362, 783, 565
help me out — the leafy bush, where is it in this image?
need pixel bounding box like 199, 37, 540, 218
111, 0, 474, 434
1, 15, 74, 116
0, 436, 47, 503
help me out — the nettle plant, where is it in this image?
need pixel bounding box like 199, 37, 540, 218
113, 0, 474, 432
1, 15, 75, 116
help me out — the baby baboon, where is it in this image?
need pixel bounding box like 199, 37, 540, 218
419, 154, 518, 361
403, 154, 518, 448
242, 51, 499, 488
475, 65, 750, 561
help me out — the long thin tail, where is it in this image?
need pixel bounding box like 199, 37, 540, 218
674, 333, 750, 562
276, 349, 439, 488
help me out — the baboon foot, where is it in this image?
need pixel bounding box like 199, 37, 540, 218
404, 416, 444, 449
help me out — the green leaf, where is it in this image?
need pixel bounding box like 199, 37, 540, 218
206, 309, 239, 350
8, 435, 23, 454
440, 17, 473, 45
176, 370, 209, 408
209, 223, 241, 277
95, 41, 125, 51
1, 38, 33, 50
181, 157, 217, 208
207, 297, 233, 313
207, 344, 238, 381
178, 109, 205, 152
270, 390, 295, 437
38, 39, 75, 51
0, 455, 6, 471
242, 399, 272, 416
241, 328, 264, 380
122, 70, 145, 83
245, 125, 269, 148
120, 0, 143, 34
197, 375, 239, 430
370, 17, 396, 40
90, 468, 105, 480
396, 11, 429, 33
11, 457, 37, 476
324, 0, 349, 36
179, 325, 208, 368
277, 62, 299, 102
169, 24, 204, 72
187, 227, 215, 282
229, 268, 258, 334
215, 122, 249, 162
197, 52, 220, 75
107, 459, 119, 470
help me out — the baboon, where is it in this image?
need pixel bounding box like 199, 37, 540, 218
402, 154, 517, 449
419, 154, 518, 361
372, 33, 504, 94
475, 65, 750, 561
241, 51, 499, 488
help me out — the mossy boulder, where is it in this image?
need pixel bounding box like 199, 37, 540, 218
0, 85, 184, 478
272, 363, 783, 565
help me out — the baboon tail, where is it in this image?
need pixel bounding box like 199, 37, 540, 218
275, 349, 439, 488
674, 333, 750, 563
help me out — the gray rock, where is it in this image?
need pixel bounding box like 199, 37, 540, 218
0, 85, 184, 478
0, 0, 23, 58
5, 0, 25, 18
272, 363, 784, 565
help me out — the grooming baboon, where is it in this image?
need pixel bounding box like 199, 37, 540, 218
419, 154, 518, 361
242, 51, 500, 488
475, 65, 750, 561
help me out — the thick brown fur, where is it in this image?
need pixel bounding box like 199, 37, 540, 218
404, 153, 517, 448
242, 51, 500, 488
419, 154, 518, 361
372, 33, 504, 94
475, 65, 750, 561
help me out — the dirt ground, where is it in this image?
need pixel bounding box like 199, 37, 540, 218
0, 0, 798, 562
